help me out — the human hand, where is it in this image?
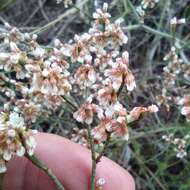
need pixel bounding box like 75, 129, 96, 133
3, 133, 135, 190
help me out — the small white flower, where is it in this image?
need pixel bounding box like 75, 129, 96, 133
170, 17, 177, 25
42, 68, 50, 77
115, 18, 124, 25
0, 53, 9, 61
4, 22, 11, 28
73, 112, 83, 123
27, 148, 34, 156
148, 105, 159, 113
8, 112, 24, 128
3, 150, 12, 161
178, 18, 186, 24
26, 136, 37, 149
33, 47, 45, 58
181, 107, 190, 116
176, 150, 187, 158
170, 17, 186, 25
7, 129, 16, 137
84, 54, 92, 62
54, 39, 61, 47
88, 70, 96, 84
32, 34, 38, 40
103, 3, 108, 12
10, 42, 19, 52
122, 51, 129, 62
126, 81, 136, 91
24, 33, 30, 40
16, 146, 25, 157
124, 133, 129, 141
10, 53, 20, 64
136, 6, 145, 17
0, 163, 7, 173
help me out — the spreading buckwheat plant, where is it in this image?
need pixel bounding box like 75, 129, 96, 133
154, 16, 190, 160
1, 0, 190, 189
0, 2, 159, 190
0, 108, 37, 172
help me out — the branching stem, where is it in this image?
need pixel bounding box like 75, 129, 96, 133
26, 154, 65, 190
86, 125, 96, 190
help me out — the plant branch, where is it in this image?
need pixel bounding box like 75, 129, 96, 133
117, 75, 125, 97
123, 24, 188, 47
26, 153, 65, 190
86, 125, 96, 190
19, 132, 65, 190
62, 95, 78, 111
31, 0, 89, 34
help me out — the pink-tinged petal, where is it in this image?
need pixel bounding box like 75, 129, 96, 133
181, 106, 190, 116
126, 81, 136, 91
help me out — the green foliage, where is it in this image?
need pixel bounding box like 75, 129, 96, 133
0, 0, 15, 11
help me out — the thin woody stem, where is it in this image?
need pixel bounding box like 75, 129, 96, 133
62, 95, 78, 111
86, 125, 96, 190
26, 153, 65, 190
96, 131, 111, 163
117, 75, 125, 97
20, 133, 65, 190
62, 95, 97, 189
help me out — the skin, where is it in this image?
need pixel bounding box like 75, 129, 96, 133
3, 133, 135, 190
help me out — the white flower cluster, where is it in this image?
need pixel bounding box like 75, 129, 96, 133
162, 134, 189, 159
71, 3, 158, 144
56, 0, 72, 7
157, 46, 190, 113
170, 17, 186, 26
136, 0, 159, 20
178, 95, 190, 121
0, 3, 158, 157
0, 109, 37, 173
0, 23, 72, 111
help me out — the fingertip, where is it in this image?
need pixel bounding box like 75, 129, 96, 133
96, 156, 135, 190
123, 170, 135, 190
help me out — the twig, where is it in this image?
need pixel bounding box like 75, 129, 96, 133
19, 132, 65, 190
26, 154, 65, 190
86, 125, 96, 190
38, 0, 49, 22
123, 24, 188, 47
23, 0, 47, 26
62, 95, 78, 111
117, 75, 125, 97
31, 0, 89, 34
127, 0, 140, 23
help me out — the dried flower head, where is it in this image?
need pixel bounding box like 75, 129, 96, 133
136, 0, 159, 22
178, 95, 190, 120
170, 17, 186, 26
162, 133, 189, 159
127, 105, 158, 123
56, 0, 72, 7
0, 109, 37, 173
93, 3, 111, 25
